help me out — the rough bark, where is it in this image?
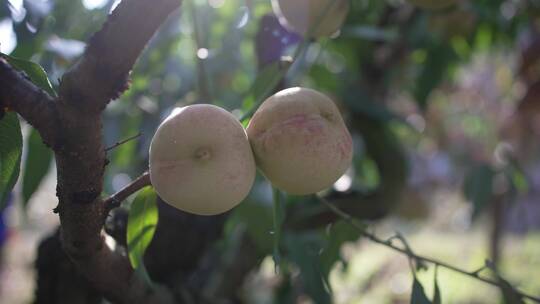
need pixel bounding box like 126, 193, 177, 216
0, 58, 59, 147
0, 0, 184, 302
34, 230, 102, 304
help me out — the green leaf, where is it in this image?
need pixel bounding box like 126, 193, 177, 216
498, 277, 525, 304
22, 128, 52, 208
0, 53, 57, 97
0, 113, 23, 211
127, 186, 158, 270
463, 164, 496, 219
226, 198, 273, 254
507, 164, 528, 195
285, 234, 332, 304
411, 278, 432, 304
414, 43, 455, 110
319, 221, 360, 277
483, 260, 525, 304
433, 267, 441, 304
0, 2, 9, 19
341, 25, 398, 42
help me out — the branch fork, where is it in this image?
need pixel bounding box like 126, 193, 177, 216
0, 0, 182, 302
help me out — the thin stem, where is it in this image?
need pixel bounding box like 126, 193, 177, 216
272, 187, 283, 273
105, 132, 142, 152
188, 0, 212, 102
239, 40, 310, 123
104, 171, 151, 211
317, 195, 540, 303
239, 0, 340, 123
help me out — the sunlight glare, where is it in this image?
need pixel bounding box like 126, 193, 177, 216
197, 48, 209, 59
236, 6, 249, 29
82, 0, 108, 10
8, 0, 26, 22
8, 0, 23, 11
109, 0, 121, 12
208, 0, 225, 8
333, 171, 352, 192
0, 19, 17, 54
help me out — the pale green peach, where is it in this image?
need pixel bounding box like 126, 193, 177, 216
247, 87, 353, 195
149, 104, 255, 215
271, 0, 350, 38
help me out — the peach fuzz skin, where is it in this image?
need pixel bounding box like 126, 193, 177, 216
149, 104, 256, 216
247, 87, 353, 195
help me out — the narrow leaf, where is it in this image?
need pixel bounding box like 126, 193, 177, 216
507, 164, 528, 195
483, 260, 525, 304
286, 234, 332, 304
341, 25, 398, 42
433, 267, 441, 304
319, 221, 360, 277
411, 278, 432, 304
498, 277, 525, 304
0, 113, 22, 211
0, 53, 57, 96
463, 164, 495, 219
127, 186, 158, 270
414, 43, 455, 110
22, 128, 52, 208
252, 59, 290, 100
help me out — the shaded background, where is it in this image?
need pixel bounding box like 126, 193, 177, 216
0, 0, 539, 303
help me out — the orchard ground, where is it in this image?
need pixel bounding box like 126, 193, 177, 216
1, 171, 538, 304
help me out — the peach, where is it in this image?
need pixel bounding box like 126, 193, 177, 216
247, 87, 353, 195
271, 0, 350, 38
149, 105, 256, 215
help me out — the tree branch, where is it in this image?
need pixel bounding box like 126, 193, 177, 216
104, 171, 151, 212
318, 196, 540, 303
59, 0, 182, 112
44, 0, 183, 302
0, 58, 59, 147
105, 132, 142, 152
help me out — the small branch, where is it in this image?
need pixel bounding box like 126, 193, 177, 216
0, 58, 59, 147
317, 196, 540, 303
105, 132, 142, 152
471, 264, 489, 276
104, 171, 151, 211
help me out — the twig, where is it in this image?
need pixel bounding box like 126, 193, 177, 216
272, 187, 283, 272
317, 195, 540, 303
105, 132, 142, 152
104, 171, 151, 211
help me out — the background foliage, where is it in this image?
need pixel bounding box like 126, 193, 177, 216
1, 0, 540, 303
